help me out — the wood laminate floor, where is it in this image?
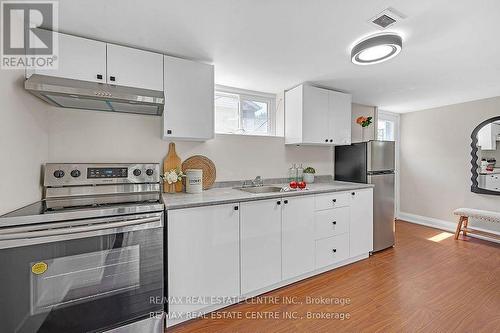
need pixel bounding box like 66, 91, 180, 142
167, 221, 500, 333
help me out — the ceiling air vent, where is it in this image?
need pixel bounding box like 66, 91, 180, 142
369, 7, 406, 29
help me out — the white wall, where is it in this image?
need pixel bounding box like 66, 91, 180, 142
47, 109, 334, 181
351, 103, 376, 143
0, 71, 49, 215
400, 96, 500, 233
0, 82, 333, 214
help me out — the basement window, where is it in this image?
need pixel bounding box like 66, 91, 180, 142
215, 86, 276, 136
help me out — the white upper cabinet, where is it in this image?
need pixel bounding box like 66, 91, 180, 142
106, 44, 164, 91
27, 32, 107, 83
349, 189, 373, 257
27, 32, 164, 91
285, 84, 352, 145
302, 85, 330, 144
162, 55, 214, 141
240, 199, 282, 294
329, 90, 352, 145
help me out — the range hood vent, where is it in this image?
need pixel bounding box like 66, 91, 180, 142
25, 74, 165, 116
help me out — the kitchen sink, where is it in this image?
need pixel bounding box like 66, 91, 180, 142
236, 186, 284, 194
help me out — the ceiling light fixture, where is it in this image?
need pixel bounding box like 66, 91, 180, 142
351, 34, 402, 65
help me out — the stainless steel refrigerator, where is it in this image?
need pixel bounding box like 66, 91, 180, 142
334, 140, 395, 252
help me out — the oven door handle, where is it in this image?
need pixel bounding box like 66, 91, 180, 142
0, 216, 163, 241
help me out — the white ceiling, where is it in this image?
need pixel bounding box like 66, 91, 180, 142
57, 0, 500, 113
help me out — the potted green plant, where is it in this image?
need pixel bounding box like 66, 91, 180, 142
303, 167, 316, 183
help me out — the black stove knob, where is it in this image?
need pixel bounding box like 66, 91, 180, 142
133, 169, 142, 176
146, 169, 154, 176
70, 170, 81, 178
53, 170, 65, 178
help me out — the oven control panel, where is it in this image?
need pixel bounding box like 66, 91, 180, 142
88, 167, 128, 179
44, 163, 160, 186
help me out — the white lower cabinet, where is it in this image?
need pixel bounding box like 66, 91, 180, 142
282, 196, 315, 280
167, 204, 240, 316
315, 233, 350, 268
349, 189, 374, 257
485, 174, 500, 191
167, 188, 373, 326
315, 192, 350, 210
240, 199, 282, 294
314, 206, 349, 239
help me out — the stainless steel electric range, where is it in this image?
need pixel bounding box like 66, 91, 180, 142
0, 163, 165, 333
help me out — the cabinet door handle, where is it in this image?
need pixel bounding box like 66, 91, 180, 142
96, 74, 103, 80
277, 201, 281, 205
351, 192, 356, 196
167, 129, 172, 135
332, 221, 337, 225
324, 139, 328, 142
332, 249, 337, 253
329, 139, 333, 143
109, 76, 116, 82
332, 199, 337, 203
234, 206, 239, 211
284, 200, 288, 204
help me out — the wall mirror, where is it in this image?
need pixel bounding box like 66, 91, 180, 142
471, 116, 500, 194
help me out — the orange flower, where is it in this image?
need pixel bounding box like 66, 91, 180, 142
356, 116, 366, 125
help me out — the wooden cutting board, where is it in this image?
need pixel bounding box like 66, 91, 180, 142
181, 155, 216, 190
163, 142, 182, 192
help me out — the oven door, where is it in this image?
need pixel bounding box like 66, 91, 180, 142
0, 212, 164, 333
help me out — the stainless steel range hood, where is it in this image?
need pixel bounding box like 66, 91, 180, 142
25, 74, 165, 116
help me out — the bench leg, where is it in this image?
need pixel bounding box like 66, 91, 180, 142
462, 217, 468, 237
455, 216, 465, 240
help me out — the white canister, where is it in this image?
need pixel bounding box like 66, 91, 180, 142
185, 169, 203, 193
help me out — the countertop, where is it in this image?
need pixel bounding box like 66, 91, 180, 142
479, 168, 500, 175
162, 181, 374, 210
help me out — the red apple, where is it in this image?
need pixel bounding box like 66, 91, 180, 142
289, 181, 298, 189
298, 181, 306, 189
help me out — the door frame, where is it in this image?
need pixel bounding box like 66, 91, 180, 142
376, 110, 401, 218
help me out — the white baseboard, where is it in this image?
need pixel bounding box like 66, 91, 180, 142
398, 211, 500, 243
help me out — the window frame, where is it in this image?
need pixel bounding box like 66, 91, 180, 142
215, 85, 277, 137
377, 118, 395, 141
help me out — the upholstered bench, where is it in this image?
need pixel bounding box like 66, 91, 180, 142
453, 208, 500, 241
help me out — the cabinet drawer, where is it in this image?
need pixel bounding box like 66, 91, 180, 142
314, 207, 349, 240
315, 234, 349, 269
315, 192, 349, 210
485, 174, 500, 190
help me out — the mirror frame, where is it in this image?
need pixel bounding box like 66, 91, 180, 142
470, 116, 500, 195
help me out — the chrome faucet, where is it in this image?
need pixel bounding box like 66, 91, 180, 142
242, 176, 264, 188
241, 180, 253, 188
252, 176, 264, 187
